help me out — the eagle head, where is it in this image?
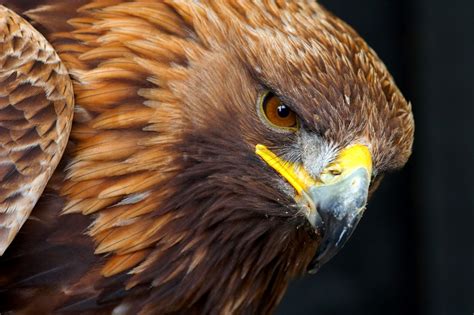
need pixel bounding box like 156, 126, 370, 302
136, 1, 415, 312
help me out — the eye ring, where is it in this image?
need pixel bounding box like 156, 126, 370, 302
258, 91, 299, 132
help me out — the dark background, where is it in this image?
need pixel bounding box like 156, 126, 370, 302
277, 1, 474, 315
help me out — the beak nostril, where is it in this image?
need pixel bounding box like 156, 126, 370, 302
326, 164, 342, 176
330, 169, 342, 176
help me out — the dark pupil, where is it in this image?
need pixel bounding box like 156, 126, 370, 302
277, 105, 290, 118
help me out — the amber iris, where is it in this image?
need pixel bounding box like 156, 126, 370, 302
261, 92, 298, 129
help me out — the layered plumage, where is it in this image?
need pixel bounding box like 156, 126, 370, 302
0, 5, 73, 254
0, 1, 414, 314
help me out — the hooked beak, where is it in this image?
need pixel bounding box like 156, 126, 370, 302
255, 144, 372, 274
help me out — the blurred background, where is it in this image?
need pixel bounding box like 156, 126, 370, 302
277, 1, 474, 315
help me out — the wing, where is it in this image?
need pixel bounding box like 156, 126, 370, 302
0, 5, 74, 254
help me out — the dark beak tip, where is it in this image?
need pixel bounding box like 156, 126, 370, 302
307, 213, 364, 274
307, 263, 322, 275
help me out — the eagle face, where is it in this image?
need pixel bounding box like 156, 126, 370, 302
168, 1, 414, 281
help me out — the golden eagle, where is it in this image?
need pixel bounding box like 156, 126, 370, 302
0, 1, 414, 313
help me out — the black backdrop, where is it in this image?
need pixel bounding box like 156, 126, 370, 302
277, 1, 474, 315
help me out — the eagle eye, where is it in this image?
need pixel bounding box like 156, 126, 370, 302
259, 91, 299, 131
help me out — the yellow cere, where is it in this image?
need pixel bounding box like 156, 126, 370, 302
255, 144, 372, 195
334, 144, 373, 178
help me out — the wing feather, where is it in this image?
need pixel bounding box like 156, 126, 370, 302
0, 5, 73, 254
